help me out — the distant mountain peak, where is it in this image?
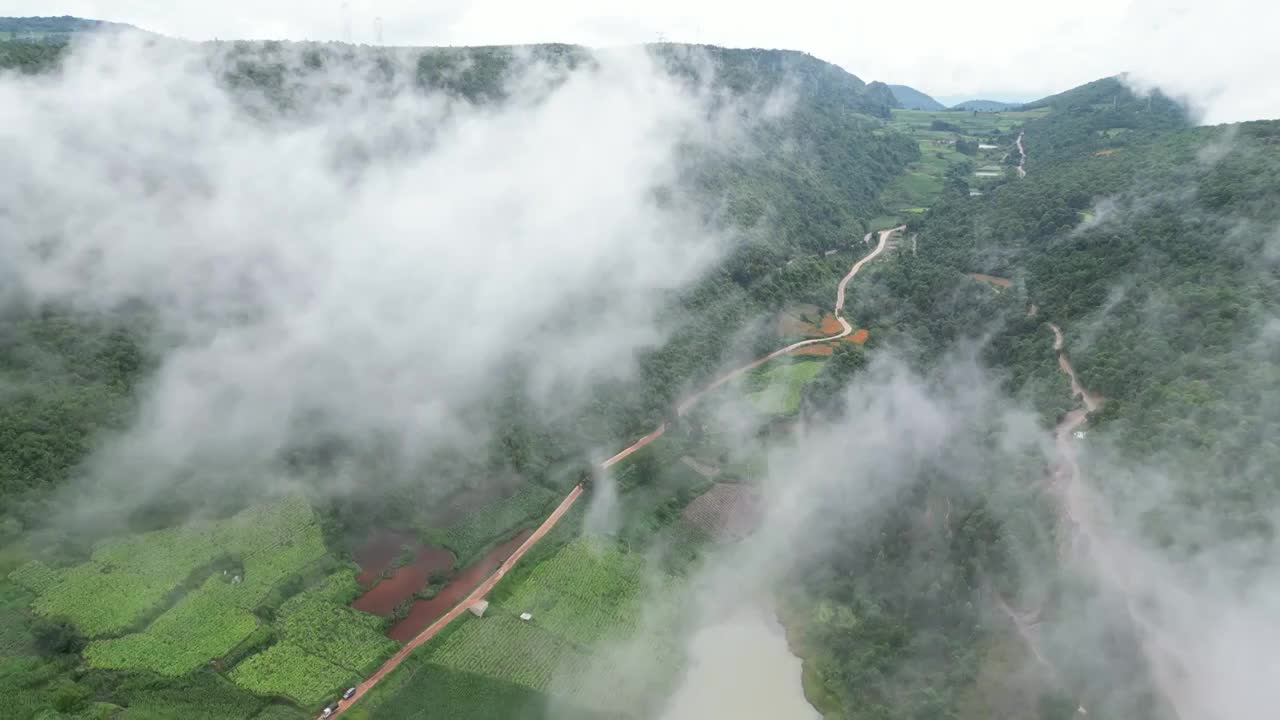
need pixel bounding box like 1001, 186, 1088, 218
887, 84, 945, 110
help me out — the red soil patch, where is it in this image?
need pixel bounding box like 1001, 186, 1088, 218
354, 530, 422, 586
968, 273, 1012, 288
384, 529, 533, 642
351, 531, 455, 616
793, 344, 835, 356
846, 328, 869, 344
682, 483, 764, 541
819, 314, 843, 334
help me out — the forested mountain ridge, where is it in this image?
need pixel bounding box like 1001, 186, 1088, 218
886, 84, 944, 110
0, 37, 914, 523
5, 27, 1275, 720
0, 15, 145, 40
785, 74, 1280, 719
0, 34, 925, 719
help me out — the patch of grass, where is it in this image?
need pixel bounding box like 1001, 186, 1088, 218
868, 214, 902, 232
228, 641, 356, 709
425, 483, 558, 564
746, 359, 826, 415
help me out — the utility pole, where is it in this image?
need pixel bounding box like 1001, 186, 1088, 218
341, 1, 352, 43
374, 16, 384, 45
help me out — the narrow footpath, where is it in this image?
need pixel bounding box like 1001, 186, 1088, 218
1015, 131, 1027, 178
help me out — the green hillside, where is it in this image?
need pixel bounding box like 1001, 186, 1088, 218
0, 35, 916, 719
887, 83, 945, 110
2, 26, 1276, 720
0, 15, 147, 41
788, 76, 1280, 720
950, 99, 1021, 111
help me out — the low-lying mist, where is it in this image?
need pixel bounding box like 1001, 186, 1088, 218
0, 35, 783, 528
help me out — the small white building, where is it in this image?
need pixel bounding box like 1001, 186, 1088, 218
468, 600, 489, 617
519, 612, 533, 622
1073, 431, 1087, 440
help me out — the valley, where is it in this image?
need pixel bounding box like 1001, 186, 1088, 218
1, 17, 1278, 720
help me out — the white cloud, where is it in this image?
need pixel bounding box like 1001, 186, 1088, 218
9, 1, 1276, 121
0, 35, 744, 509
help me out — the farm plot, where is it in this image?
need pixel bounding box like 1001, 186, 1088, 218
428, 614, 591, 695
430, 612, 680, 718
13, 523, 223, 636
59, 495, 330, 677
745, 359, 825, 415
277, 573, 397, 674
83, 575, 260, 675
229, 641, 355, 708
425, 483, 558, 563
498, 539, 648, 647
9, 494, 326, 638
343, 663, 618, 720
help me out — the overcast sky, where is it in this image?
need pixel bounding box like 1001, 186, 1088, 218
3, 0, 1275, 122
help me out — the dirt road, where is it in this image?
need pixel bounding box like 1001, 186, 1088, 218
1015, 131, 1027, 178
677, 225, 902, 415
1045, 323, 1198, 720
331, 226, 901, 717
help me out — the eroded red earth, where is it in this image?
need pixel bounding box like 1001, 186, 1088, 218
350, 530, 454, 616
384, 529, 533, 642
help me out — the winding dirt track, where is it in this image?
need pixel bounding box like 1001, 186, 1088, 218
332, 226, 903, 717
1042, 322, 1196, 720
1015, 131, 1027, 178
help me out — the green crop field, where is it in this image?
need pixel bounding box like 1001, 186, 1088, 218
429, 613, 590, 695
425, 483, 558, 563
878, 107, 1051, 211
229, 641, 356, 708
13, 523, 224, 636
343, 662, 618, 720
10, 494, 327, 639
276, 573, 397, 674
499, 539, 647, 647
84, 576, 261, 675
100, 671, 272, 720
746, 359, 825, 415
